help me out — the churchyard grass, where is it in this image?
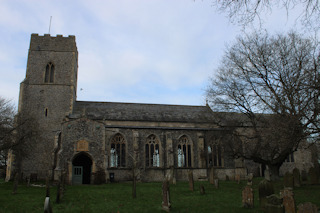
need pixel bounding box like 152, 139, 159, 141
0, 178, 320, 212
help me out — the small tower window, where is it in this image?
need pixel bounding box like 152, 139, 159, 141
45, 62, 54, 83
45, 108, 48, 117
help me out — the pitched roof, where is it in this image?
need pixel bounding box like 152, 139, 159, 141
72, 101, 217, 123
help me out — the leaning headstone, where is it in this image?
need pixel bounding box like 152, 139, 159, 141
188, 170, 194, 192
214, 178, 219, 189
297, 202, 318, 213
242, 186, 254, 208
44, 197, 52, 213
308, 167, 319, 185
292, 168, 301, 187
258, 179, 275, 209
281, 188, 296, 213
225, 175, 229, 181
301, 170, 308, 185
161, 180, 171, 212
209, 167, 215, 184
283, 172, 294, 188
265, 194, 283, 213
200, 185, 205, 195
247, 173, 253, 186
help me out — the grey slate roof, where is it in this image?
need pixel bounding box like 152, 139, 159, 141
72, 101, 218, 123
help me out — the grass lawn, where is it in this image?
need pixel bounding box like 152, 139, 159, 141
0, 178, 319, 213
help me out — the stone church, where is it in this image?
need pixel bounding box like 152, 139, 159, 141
6, 34, 313, 184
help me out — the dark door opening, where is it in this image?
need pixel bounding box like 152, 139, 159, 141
72, 153, 92, 184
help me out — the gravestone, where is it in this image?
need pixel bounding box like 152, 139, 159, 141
283, 172, 294, 188
297, 202, 318, 213
44, 197, 52, 213
214, 178, 219, 189
308, 167, 319, 185
292, 168, 301, 187
281, 188, 296, 213
27, 175, 31, 187
242, 186, 254, 208
162, 180, 171, 212
226, 175, 230, 181
258, 179, 275, 209
200, 185, 205, 195
209, 167, 215, 184
247, 173, 253, 186
172, 177, 176, 185
265, 194, 283, 213
301, 170, 308, 185
188, 170, 194, 191
235, 174, 240, 184
265, 167, 271, 181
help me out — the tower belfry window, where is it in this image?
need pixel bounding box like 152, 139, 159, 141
45, 62, 54, 83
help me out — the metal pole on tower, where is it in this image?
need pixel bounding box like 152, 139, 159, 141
48, 16, 52, 34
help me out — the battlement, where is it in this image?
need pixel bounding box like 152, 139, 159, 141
29, 33, 77, 52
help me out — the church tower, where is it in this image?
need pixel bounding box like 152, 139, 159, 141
12, 34, 78, 179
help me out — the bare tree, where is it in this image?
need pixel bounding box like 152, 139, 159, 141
206, 31, 320, 179
0, 97, 15, 172
0, 97, 15, 150
212, 0, 320, 29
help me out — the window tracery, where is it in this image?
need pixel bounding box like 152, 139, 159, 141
207, 143, 224, 167
145, 134, 160, 167
177, 135, 192, 167
110, 134, 126, 167
45, 62, 54, 83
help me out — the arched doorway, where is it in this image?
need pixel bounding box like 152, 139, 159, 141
72, 153, 92, 184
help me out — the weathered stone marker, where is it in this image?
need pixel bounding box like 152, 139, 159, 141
283, 172, 294, 188
247, 173, 253, 186
281, 188, 296, 213
242, 186, 254, 208
188, 170, 194, 192
265, 194, 283, 213
214, 178, 219, 189
162, 180, 171, 212
258, 179, 275, 209
301, 170, 308, 185
297, 202, 318, 213
292, 168, 301, 187
235, 174, 240, 184
200, 185, 205, 195
44, 197, 52, 213
264, 167, 271, 181
308, 167, 319, 185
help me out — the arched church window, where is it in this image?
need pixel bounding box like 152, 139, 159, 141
208, 143, 224, 167
285, 153, 294, 162
110, 134, 126, 167
177, 135, 192, 167
145, 134, 160, 167
45, 62, 54, 83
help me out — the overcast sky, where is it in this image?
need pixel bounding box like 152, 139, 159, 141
0, 0, 310, 107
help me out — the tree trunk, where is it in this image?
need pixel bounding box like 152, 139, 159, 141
12, 172, 19, 194
268, 164, 281, 181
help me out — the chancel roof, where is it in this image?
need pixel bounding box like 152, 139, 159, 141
72, 101, 218, 123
